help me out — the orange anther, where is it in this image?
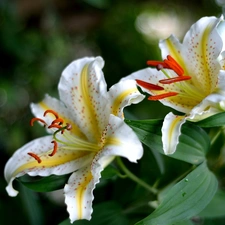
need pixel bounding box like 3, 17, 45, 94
159, 76, 191, 84
51, 118, 64, 125
147, 55, 184, 76
164, 55, 184, 76
43, 109, 59, 119
49, 140, 58, 156
147, 60, 167, 68
30, 118, 47, 127
48, 124, 62, 129
148, 92, 178, 101
136, 79, 164, 91
27, 152, 42, 163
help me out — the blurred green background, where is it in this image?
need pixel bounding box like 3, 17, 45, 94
1, 0, 225, 224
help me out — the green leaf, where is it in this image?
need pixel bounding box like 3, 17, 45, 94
18, 174, 70, 192
198, 190, 225, 218
194, 111, 225, 127
20, 184, 44, 225
135, 162, 218, 225
101, 165, 119, 179
59, 201, 129, 225
172, 220, 194, 225
126, 119, 210, 165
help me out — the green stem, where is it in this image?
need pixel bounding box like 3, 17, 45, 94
210, 126, 225, 146
116, 157, 158, 195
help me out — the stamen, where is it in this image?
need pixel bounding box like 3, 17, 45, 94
159, 76, 192, 84
43, 109, 59, 119
48, 124, 62, 129
51, 118, 64, 125
27, 152, 42, 163
49, 141, 58, 156
30, 118, 47, 127
147, 60, 167, 68
136, 79, 164, 91
165, 55, 184, 76
148, 92, 178, 101
147, 55, 184, 76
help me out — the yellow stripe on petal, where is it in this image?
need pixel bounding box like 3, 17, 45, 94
12, 151, 90, 178
162, 113, 186, 155
65, 165, 100, 222
80, 64, 101, 141
111, 88, 138, 117
76, 171, 93, 219
201, 21, 216, 92
105, 137, 121, 146
165, 38, 187, 74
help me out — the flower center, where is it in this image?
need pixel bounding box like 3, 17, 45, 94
28, 109, 99, 163
137, 55, 205, 102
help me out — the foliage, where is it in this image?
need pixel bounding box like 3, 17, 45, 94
2, 0, 225, 225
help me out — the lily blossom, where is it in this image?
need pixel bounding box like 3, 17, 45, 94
124, 16, 225, 155
4, 57, 144, 223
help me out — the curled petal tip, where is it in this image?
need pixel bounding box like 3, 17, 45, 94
6, 179, 19, 197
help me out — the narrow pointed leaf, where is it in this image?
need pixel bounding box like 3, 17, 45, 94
135, 162, 218, 225
18, 174, 71, 192
194, 112, 225, 127
125, 119, 210, 164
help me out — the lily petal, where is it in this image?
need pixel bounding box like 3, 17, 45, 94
161, 16, 223, 94
64, 165, 100, 223
101, 114, 143, 162
159, 34, 187, 74
184, 16, 222, 93
64, 114, 143, 222
218, 18, 225, 53
4, 136, 93, 197
162, 113, 186, 155
58, 57, 109, 143
109, 79, 145, 118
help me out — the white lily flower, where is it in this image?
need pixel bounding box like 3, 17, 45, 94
124, 16, 225, 155
4, 56, 144, 223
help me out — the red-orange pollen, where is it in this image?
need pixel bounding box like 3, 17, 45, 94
27, 152, 42, 163
136, 55, 191, 101
147, 55, 184, 76
148, 92, 178, 101
136, 79, 164, 91
49, 141, 58, 156
28, 109, 72, 163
